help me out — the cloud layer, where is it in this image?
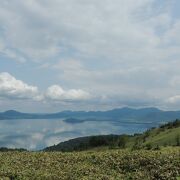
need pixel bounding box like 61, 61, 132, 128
0, 0, 177, 63
0, 0, 180, 111
0, 72, 91, 104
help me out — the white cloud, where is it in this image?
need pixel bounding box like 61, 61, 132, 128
0, 72, 39, 100
166, 95, 180, 104
0, 1, 180, 110
0, 0, 175, 62
0, 72, 92, 105
45, 85, 91, 101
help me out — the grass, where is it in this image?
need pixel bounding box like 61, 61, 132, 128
144, 127, 180, 146
127, 126, 180, 150
0, 147, 179, 180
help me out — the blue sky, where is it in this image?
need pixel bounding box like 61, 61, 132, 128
0, 0, 180, 112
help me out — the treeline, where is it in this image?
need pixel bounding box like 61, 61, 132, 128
159, 119, 180, 129
0, 147, 27, 152
44, 134, 131, 152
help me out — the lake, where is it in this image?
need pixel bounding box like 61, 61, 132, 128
0, 119, 159, 150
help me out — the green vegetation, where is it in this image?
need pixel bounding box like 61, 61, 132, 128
0, 120, 179, 179
45, 119, 180, 152
131, 119, 180, 150
0, 147, 179, 179
0, 147, 27, 152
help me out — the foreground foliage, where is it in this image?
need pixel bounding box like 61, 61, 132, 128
0, 147, 179, 180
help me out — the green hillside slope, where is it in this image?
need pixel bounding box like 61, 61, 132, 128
45, 119, 180, 152
133, 119, 180, 149
141, 127, 180, 146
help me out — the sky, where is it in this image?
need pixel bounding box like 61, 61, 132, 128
0, 0, 180, 112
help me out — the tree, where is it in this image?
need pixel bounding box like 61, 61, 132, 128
176, 135, 180, 146
132, 138, 142, 150
145, 143, 152, 150
118, 136, 127, 148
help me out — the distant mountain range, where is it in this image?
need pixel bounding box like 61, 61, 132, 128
1, 107, 180, 124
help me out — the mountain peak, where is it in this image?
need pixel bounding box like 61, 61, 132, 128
3, 110, 22, 115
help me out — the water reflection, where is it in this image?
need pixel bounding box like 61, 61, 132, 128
0, 119, 156, 150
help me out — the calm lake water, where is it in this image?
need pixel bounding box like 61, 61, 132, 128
0, 119, 158, 150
